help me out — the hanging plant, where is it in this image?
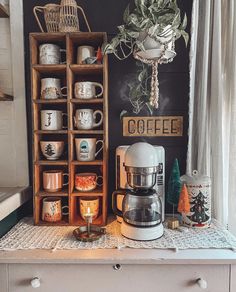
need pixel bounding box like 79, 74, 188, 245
103, 0, 189, 112
104, 0, 188, 60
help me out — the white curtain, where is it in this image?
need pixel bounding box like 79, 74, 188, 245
188, 0, 236, 234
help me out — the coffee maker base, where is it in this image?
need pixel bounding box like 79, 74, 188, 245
121, 221, 164, 241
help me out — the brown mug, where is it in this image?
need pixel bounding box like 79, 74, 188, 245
43, 170, 69, 192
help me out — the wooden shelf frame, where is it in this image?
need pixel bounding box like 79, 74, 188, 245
31, 32, 108, 227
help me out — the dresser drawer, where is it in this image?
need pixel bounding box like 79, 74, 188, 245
8, 264, 229, 292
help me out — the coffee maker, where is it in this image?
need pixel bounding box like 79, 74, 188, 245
113, 142, 164, 241
115, 144, 165, 222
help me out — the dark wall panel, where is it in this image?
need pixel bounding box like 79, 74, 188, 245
23, 0, 192, 214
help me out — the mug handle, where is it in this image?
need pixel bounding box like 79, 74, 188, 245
62, 113, 68, 129
96, 175, 103, 187
63, 173, 69, 186
73, 116, 78, 129
61, 86, 67, 97
93, 110, 103, 128
62, 206, 69, 216
92, 82, 103, 98
60, 49, 67, 64
95, 140, 104, 158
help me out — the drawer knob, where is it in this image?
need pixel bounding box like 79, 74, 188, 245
196, 278, 207, 289
30, 277, 41, 288
113, 264, 122, 271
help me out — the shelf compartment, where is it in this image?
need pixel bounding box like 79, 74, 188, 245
70, 64, 103, 75
35, 130, 68, 134
30, 33, 66, 42
36, 190, 68, 197
37, 217, 69, 226
72, 188, 103, 196
71, 160, 103, 166
70, 98, 103, 104
34, 99, 67, 104
32, 65, 66, 74
72, 214, 103, 226
35, 160, 68, 166
71, 130, 104, 135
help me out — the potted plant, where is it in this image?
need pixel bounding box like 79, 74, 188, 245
104, 0, 189, 61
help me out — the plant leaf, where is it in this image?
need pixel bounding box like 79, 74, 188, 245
120, 110, 128, 120
123, 4, 130, 24
181, 13, 187, 30
181, 30, 189, 47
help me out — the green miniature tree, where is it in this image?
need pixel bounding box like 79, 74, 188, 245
167, 158, 182, 217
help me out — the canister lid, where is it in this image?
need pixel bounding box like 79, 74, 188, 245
181, 170, 211, 185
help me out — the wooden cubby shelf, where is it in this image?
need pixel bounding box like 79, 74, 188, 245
70, 98, 103, 104
34, 130, 68, 134
34, 99, 67, 104
31, 32, 108, 226
35, 160, 68, 166
72, 189, 103, 197
71, 160, 103, 166
32, 64, 66, 74
70, 64, 103, 75
71, 130, 104, 134
36, 190, 68, 197
38, 219, 69, 226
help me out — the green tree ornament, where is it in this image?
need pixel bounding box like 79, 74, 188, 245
167, 158, 182, 206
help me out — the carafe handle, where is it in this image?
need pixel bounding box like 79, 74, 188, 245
112, 190, 126, 218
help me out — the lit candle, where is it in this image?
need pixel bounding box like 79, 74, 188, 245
84, 207, 93, 236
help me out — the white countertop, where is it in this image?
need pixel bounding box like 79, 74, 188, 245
1, 248, 236, 265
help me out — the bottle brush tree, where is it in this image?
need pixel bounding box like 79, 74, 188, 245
177, 183, 190, 223
167, 158, 182, 217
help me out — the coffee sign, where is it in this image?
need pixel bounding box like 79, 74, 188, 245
123, 116, 183, 137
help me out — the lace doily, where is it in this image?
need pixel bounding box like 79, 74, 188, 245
0, 217, 236, 251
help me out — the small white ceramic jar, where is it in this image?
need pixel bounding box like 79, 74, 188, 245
181, 170, 211, 228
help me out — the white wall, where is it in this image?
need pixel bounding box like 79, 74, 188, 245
0, 0, 29, 187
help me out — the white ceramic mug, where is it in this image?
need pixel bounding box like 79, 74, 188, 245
75, 138, 104, 161
41, 110, 67, 130
42, 197, 69, 222
77, 46, 95, 64
74, 81, 103, 99
41, 78, 67, 100
80, 197, 99, 220
40, 141, 64, 160
39, 43, 66, 64
74, 109, 103, 130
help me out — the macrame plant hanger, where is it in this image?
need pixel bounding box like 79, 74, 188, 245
133, 32, 176, 109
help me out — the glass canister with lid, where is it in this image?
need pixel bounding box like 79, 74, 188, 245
181, 170, 211, 228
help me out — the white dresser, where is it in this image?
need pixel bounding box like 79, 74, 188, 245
0, 249, 236, 292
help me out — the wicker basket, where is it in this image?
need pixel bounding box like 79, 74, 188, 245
33, 1, 91, 33
59, 0, 91, 32
33, 4, 60, 33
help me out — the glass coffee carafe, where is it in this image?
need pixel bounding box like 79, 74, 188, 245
113, 189, 162, 228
